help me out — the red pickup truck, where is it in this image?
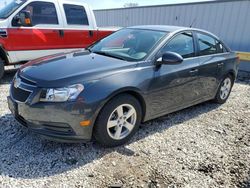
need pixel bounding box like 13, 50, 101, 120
0, 0, 119, 79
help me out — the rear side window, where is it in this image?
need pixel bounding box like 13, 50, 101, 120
162, 32, 195, 58
197, 33, 217, 56
216, 40, 228, 53
21, 2, 58, 25
63, 4, 89, 25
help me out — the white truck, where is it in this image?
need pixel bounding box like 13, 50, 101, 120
0, 0, 118, 79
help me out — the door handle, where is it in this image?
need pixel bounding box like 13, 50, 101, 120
189, 69, 199, 75
218, 62, 224, 67
89, 30, 94, 37
59, 30, 64, 37
53, 30, 64, 37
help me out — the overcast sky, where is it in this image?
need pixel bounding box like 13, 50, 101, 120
0, 0, 212, 10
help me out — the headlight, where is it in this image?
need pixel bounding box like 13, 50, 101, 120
40, 84, 84, 102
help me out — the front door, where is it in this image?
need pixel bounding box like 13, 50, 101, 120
8, 0, 64, 62
148, 32, 202, 116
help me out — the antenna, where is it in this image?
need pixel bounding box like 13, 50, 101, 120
190, 18, 196, 28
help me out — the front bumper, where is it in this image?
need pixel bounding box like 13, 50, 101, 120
7, 96, 97, 142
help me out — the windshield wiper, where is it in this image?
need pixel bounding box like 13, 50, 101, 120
92, 51, 127, 61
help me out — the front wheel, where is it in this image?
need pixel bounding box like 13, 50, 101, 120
94, 94, 142, 147
213, 75, 234, 104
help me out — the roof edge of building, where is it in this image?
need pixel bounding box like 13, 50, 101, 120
94, 0, 248, 11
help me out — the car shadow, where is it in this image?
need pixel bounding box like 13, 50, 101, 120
0, 100, 221, 179
236, 80, 250, 87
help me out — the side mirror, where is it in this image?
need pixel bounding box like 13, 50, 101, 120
13, 11, 32, 27
156, 52, 183, 65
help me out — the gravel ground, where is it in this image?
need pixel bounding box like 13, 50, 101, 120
0, 69, 249, 188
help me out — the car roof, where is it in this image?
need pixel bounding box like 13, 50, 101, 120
127, 25, 220, 40
128, 25, 187, 32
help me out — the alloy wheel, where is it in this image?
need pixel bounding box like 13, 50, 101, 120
107, 104, 137, 140
220, 77, 232, 100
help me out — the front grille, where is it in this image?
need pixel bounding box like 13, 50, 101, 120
11, 84, 32, 103
19, 75, 37, 86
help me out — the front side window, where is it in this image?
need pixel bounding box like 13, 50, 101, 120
20, 2, 58, 25
162, 32, 195, 58
0, 0, 27, 19
63, 4, 89, 25
90, 28, 167, 61
197, 33, 217, 56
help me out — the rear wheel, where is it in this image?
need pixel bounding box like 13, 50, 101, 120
213, 75, 234, 104
0, 59, 4, 80
94, 94, 142, 147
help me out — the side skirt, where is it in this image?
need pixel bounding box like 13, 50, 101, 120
143, 96, 214, 123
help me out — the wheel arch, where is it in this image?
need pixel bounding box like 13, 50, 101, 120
90, 87, 147, 140
104, 87, 147, 122
92, 87, 147, 131
220, 70, 236, 87
227, 70, 236, 81
0, 46, 9, 65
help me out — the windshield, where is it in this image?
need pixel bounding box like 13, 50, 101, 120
0, 0, 27, 19
90, 28, 167, 61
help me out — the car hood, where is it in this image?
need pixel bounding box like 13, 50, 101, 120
0, 19, 10, 28
19, 50, 137, 87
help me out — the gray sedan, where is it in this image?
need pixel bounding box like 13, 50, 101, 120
8, 25, 239, 147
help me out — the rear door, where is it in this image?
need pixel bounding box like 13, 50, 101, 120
58, 1, 98, 49
8, 0, 64, 62
148, 31, 203, 115
195, 32, 229, 99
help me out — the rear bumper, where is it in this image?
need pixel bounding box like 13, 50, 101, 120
8, 96, 97, 142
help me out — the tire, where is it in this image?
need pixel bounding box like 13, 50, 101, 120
0, 59, 4, 80
213, 74, 234, 104
94, 94, 142, 147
